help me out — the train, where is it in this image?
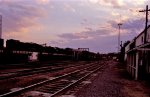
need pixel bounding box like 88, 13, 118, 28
0, 39, 101, 64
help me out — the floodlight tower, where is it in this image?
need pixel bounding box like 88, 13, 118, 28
118, 23, 122, 52
0, 15, 2, 39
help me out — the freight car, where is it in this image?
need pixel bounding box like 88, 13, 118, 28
6, 39, 43, 51
0, 39, 101, 64
0, 38, 3, 48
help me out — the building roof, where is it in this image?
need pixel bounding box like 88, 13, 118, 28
135, 25, 150, 40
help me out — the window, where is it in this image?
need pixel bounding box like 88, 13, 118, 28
141, 36, 143, 43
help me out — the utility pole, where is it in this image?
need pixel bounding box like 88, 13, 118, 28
139, 5, 150, 43
0, 15, 2, 39
118, 23, 122, 52
139, 5, 150, 79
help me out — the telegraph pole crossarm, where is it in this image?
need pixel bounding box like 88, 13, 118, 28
139, 5, 150, 43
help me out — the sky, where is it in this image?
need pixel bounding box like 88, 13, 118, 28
0, 0, 149, 53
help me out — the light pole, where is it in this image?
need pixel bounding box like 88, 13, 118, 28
118, 23, 122, 52
0, 15, 2, 39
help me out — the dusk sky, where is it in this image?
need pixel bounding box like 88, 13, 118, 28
0, 0, 149, 53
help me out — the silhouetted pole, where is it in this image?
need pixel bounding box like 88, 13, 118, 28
118, 23, 122, 52
139, 5, 150, 43
0, 15, 2, 39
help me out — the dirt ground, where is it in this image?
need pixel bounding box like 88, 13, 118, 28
75, 60, 150, 97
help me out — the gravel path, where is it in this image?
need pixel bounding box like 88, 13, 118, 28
75, 60, 150, 97
75, 60, 126, 97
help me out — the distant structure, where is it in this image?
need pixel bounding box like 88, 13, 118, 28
0, 15, 2, 39
72, 48, 89, 60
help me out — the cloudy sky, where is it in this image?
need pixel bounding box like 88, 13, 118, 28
0, 0, 149, 53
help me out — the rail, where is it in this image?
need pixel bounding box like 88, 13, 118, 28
0, 61, 102, 97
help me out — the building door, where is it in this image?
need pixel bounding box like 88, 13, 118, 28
138, 51, 146, 79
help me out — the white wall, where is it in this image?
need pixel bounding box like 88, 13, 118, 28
29, 52, 38, 61
147, 27, 150, 42
135, 33, 144, 47
135, 27, 150, 46
124, 42, 130, 61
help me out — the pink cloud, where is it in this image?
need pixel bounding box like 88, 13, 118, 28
95, 0, 124, 8
36, 0, 50, 5
0, 0, 46, 39
63, 3, 76, 13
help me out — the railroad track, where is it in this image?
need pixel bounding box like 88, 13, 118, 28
0, 60, 77, 74
0, 61, 105, 97
0, 61, 94, 80
0, 60, 75, 74
0, 66, 64, 80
